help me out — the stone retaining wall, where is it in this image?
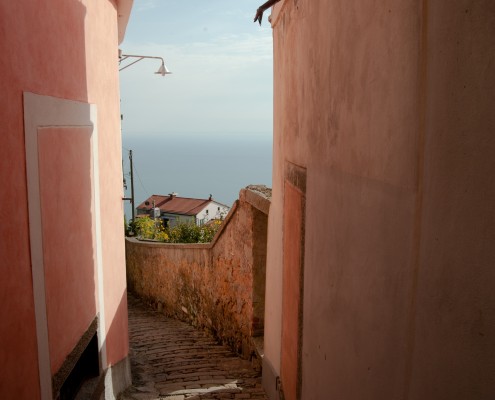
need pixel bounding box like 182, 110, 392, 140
126, 186, 270, 362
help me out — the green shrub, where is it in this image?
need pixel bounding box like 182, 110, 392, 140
167, 220, 221, 243
133, 217, 221, 243
134, 217, 169, 241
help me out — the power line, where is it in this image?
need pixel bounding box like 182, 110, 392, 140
133, 163, 151, 198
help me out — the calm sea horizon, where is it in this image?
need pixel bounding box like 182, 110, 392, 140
122, 132, 273, 220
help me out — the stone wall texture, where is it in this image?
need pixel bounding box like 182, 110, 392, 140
126, 187, 270, 361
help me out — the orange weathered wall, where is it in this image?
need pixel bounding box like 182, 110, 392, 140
265, 1, 495, 399
126, 188, 269, 359
0, 0, 129, 397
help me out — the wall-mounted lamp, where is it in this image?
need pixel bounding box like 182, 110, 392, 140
119, 51, 172, 76
155, 63, 171, 76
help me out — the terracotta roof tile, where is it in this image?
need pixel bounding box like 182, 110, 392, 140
136, 194, 212, 216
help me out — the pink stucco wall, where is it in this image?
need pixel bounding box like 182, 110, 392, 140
0, 0, 129, 397
85, 0, 129, 367
265, 1, 495, 399
38, 127, 97, 374
408, 2, 495, 397
280, 182, 304, 400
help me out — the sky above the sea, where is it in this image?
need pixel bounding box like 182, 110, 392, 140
119, 0, 274, 136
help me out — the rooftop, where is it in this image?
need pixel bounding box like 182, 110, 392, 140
137, 194, 227, 216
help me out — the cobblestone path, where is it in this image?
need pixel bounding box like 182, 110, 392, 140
121, 294, 268, 400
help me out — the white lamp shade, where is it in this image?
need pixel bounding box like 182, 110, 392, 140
155, 63, 172, 76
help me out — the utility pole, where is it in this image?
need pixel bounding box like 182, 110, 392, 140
129, 149, 135, 222
122, 149, 135, 222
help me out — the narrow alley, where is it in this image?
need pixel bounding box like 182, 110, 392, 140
121, 294, 268, 400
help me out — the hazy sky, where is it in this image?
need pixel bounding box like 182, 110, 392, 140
119, 0, 274, 136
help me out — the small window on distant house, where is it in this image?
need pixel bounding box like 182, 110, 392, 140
206, 210, 209, 214
218, 207, 220, 211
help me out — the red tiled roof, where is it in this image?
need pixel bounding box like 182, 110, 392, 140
136, 194, 212, 216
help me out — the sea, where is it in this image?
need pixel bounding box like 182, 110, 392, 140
122, 132, 273, 220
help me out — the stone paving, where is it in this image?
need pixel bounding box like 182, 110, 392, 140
120, 294, 268, 400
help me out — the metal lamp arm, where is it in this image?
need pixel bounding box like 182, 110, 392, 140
119, 54, 166, 72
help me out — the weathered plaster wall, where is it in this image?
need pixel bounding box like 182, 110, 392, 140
266, 0, 495, 399
126, 188, 269, 359
38, 127, 97, 375
85, 0, 130, 368
0, 2, 89, 397
408, 2, 495, 398
0, 0, 129, 397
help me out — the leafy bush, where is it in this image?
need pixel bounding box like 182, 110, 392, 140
134, 217, 169, 241
133, 216, 221, 243
167, 220, 221, 243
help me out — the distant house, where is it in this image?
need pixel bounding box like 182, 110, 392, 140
136, 193, 230, 227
